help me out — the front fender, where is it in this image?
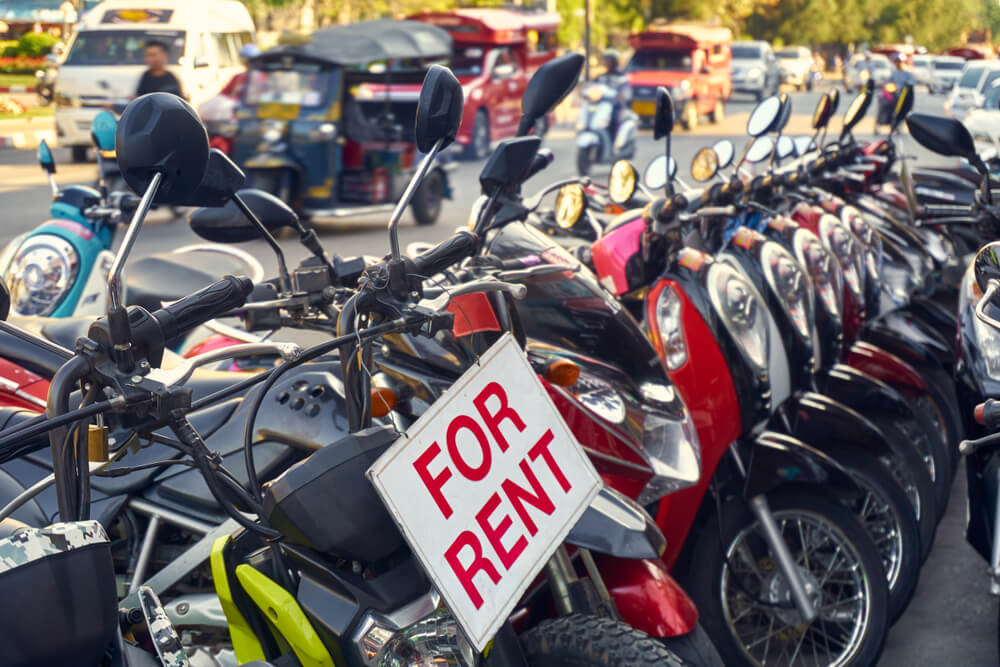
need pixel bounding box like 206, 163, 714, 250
744, 431, 861, 500
908, 295, 959, 344
864, 309, 953, 371
565, 487, 666, 560
593, 551, 698, 638
846, 341, 927, 393
822, 363, 916, 417
777, 391, 898, 464
576, 131, 601, 149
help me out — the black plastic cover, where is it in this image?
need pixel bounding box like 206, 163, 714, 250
263, 425, 403, 562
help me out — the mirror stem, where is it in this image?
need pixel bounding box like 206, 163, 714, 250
95, 152, 107, 202
231, 193, 292, 294
47, 173, 58, 199
388, 138, 443, 262
665, 134, 674, 197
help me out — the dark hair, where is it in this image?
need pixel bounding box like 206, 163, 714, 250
145, 40, 169, 54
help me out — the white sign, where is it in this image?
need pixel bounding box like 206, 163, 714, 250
368, 333, 601, 651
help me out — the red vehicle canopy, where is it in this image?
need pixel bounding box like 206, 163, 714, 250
409, 8, 558, 46
629, 22, 732, 52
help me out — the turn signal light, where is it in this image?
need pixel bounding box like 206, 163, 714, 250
371, 388, 398, 418
545, 359, 580, 387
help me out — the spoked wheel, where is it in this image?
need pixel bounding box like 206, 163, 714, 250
908, 391, 957, 474
521, 615, 690, 666
887, 402, 952, 519
690, 489, 888, 667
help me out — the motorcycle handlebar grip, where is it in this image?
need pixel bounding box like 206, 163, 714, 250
522, 149, 555, 183
410, 231, 480, 278
152, 275, 254, 342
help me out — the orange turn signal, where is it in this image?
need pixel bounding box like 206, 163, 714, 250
371, 388, 398, 418
545, 359, 580, 387
605, 203, 625, 215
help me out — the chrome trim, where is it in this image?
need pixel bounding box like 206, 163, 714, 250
306, 204, 396, 218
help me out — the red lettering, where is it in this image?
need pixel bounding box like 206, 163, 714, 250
529, 429, 571, 492
413, 442, 454, 518
502, 459, 555, 536
444, 531, 501, 609
447, 414, 492, 481
473, 382, 525, 453
476, 492, 527, 570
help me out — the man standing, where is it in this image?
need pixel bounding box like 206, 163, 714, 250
135, 40, 184, 98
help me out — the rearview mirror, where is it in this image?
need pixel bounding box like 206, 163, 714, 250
691, 147, 719, 182
713, 139, 735, 169
905, 112, 978, 164
745, 136, 774, 164
91, 111, 117, 152
892, 83, 914, 131
653, 87, 674, 140
37, 139, 55, 174
520, 52, 585, 135
480, 136, 542, 194
975, 242, 1000, 294
177, 148, 246, 207
747, 96, 781, 136
812, 92, 833, 130
116, 92, 209, 203
776, 135, 795, 160
828, 88, 840, 116
608, 160, 637, 204
643, 155, 677, 190
415, 65, 464, 153
776, 92, 791, 132
841, 90, 871, 135
189, 188, 297, 243
555, 184, 585, 228
793, 136, 816, 156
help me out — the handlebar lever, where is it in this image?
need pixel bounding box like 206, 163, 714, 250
960, 431, 1000, 456
421, 277, 528, 312
145, 342, 302, 388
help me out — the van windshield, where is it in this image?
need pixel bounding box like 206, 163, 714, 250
246, 63, 332, 107
959, 66, 985, 88
64, 30, 185, 66
934, 60, 964, 71
450, 47, 485, 77
627, 50, 692, 72
732, 44, 763, 60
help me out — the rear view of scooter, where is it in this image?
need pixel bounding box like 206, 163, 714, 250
576, 80, 637, 176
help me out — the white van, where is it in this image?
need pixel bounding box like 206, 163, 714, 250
54, 0, 255, 161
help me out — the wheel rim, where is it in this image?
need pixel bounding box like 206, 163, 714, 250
721, 509, 872, 666
474, 117, 489, 157
878, 452, 922, 522
915, 395, 949, 448
848, 479, 905, 590
893, 416, 937, 483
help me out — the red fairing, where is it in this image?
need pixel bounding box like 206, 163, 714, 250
594, 552, 699, 637
591, 217, 644, 296
847, 341, 928, 392
0, 359, 47, 410
647, 278, 741, 567
791, 202, 822, 230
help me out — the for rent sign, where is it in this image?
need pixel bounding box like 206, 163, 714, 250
368, 333, 601, 651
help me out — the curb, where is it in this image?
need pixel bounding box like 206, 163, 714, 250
0, 129, 56, 150
0, 86, 35, 93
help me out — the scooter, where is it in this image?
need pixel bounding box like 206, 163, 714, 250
575, 81, 637, 176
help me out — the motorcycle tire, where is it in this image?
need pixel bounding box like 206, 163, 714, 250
660, 623, 725, 667
411, 169, 443, 226
465, 109, 490, 161
520, 614, 689, 666
906, 382, 961, 473
687, 488, 889, 667
883, 397, 953, 520
835, 446, 922, 623
576, 147, 592, 177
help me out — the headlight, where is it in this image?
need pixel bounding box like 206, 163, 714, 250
638, 409, 701, 504
793, 228, 843, 320
354, 596, 476, 667
748, 67, 762, 79
5, 235, 79, 316
760, 242, 814, 342
571, 372, 627, 424
261, 120, 286, 144
292, 122, 337, 142
654, 284, 687, 370
819, 213, 865, 300
962, 264, 1000, 380
706, 262, 769, 370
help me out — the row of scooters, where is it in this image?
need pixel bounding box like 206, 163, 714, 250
0, 53, 995, 667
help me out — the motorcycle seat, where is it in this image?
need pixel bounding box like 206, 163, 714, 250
125, 251, 255, 313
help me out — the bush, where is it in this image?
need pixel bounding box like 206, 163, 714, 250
0, 41, 17, 58
15, 33, 60, 58
0, 57, 46, 75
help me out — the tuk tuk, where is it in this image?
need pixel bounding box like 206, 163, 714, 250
232, 19, 456, 224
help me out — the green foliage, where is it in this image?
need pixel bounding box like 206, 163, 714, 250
12, 33, 60, 58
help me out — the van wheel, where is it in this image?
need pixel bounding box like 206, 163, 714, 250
709, 99, 724, 124
71, 146, 88, 163
681, 101, 698, 130
411, 169, 443, 225
465, 110, 490, 161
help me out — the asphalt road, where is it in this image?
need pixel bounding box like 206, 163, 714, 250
0, 86, 993, 665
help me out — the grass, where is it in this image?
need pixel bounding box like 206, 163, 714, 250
0, 106, 53, 121
0, 73, 36, 89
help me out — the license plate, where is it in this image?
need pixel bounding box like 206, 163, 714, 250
632, 100, 655, 116
256, 102, 300, 120
368, 333, 601, 651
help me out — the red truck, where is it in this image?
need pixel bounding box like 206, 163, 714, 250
626, 22, 732, 130
409, 8, 560, 159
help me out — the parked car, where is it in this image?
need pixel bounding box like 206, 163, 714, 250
911, 54, 933, 88
962, 79, 1000, 153
929, 55, 966, 94
845, 53, 892, 91
730, 40, 780, 100
944, 60, 1000, 119
775, 45, 816, 90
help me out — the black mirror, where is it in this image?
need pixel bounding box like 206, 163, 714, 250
776, 92, 791, 132
905, 113, 978, 163
37, 139, 55, 174
520, 52, 585, 134
747, 96, 781, 136
177, 149, 246, 207
713, 139, 735, 168
653, 87, 674, 140
975, 241, 1000, 293
415, 65, 464, 153
480, 136, 542, 194
116, 92, 209, 204
828, 88, 840, 116
841, 90, 872, 134
812, 92, 833, 130
189, 188, 297, 243
892, 83, 914, 130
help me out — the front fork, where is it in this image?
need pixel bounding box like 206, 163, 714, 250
544, 545, 618, 619
990, 466, 1000, 595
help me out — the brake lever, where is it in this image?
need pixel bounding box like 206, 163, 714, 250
524, 177, 592, 211
421, 277, 528, 312
146, 342, 303, 388
497, 263, 579, 282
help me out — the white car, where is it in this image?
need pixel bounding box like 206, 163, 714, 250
845, 54, 891, 91
911, 55, 933, 88
775, 46, 815, 90
944, 60, 1000, 119
928, 56, 965, 94
964, 80, 1000, 151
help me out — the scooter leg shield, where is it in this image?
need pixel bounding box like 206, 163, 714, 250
593, 552, 699, 638
575, 132, 601, 150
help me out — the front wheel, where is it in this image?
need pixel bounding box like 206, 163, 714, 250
688, 489, 889, 667
411, 169, 444, 226
521, 615, 689, 666
660, 623, 725, 666
576, 146, 594, 176
465, 109, 490, 160
681, 101, 698, 130
709, 98, 725, 124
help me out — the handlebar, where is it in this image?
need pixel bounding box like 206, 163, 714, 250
410, 231, 480, 278
151, 275, 253, 343
523, 149, 555, 184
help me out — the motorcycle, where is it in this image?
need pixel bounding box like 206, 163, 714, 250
575, 80, 638, 176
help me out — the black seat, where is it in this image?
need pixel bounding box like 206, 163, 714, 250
39, 317, 94, 351
125, 251, 254, 313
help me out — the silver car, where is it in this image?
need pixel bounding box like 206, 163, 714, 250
929, 56, 965, 94
730, 41, 781, 100
845, 54, 891, 91
944, 61, 1000, 119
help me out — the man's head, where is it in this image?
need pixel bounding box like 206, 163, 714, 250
602, 49, 620, 74
144, 41, 169, 72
